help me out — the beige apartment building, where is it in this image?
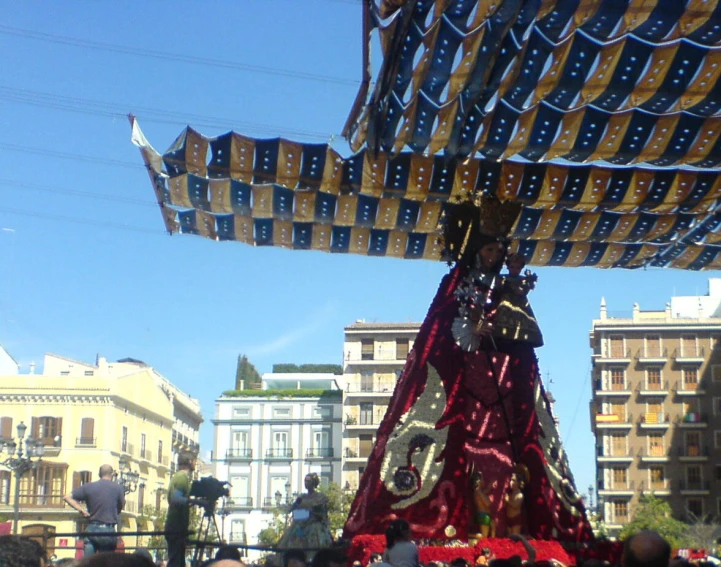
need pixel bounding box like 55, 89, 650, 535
0, 351, 202, 557
590, 279, 721, 534
341, 321, 420, 490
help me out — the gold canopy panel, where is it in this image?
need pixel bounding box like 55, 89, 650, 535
131, 119, 721, 269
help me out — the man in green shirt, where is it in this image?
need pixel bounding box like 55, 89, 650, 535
165, 452, 195, 567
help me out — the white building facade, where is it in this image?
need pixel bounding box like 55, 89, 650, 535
212, 373, 342, 550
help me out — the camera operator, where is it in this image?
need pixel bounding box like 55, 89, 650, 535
164, 452, 199, 567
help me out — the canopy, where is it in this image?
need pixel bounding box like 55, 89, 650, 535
131, 0, 721, 270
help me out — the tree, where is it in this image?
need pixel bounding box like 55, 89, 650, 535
684, 512, 721, 554
138, 503, 219, 560
619, 494, 691, 548
235, 355, 262, 390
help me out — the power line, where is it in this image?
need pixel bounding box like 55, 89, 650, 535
0, 178, 157, 207
0, 142, 142, 170
0, 85, 340, 141
0, 25, 360, 87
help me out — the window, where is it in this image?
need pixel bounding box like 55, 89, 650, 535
647, 368, 662, 390
359, 434, 373, 458
683, 368, 698, 390
716, 465, 721, 481
157, 440, 163, 464
687, 498, 703, 518
20, 463, 67, 506
610, 369, 625, 390
273, 431, 288, 450
314, 431, 329, 451
232, 431, 249, 450
79, 418, 94, 445
714, 366, 721, 383
273, 407, 291, 418
687, 465, 702, 489
612, 467, 627, 489
610, 336, 625, 358
84, 370, 94, 376
685, 432, 701, 456
32, 417, 62, 446
138, 483, 145, 510
613, 500, 628, 522
140, 434, 147, 459
610, 402, 626, 421
715, 430, 721, 449
72, 471, 92, 491
684, 398, 701, 418
360, 372, 373, 392
121, 426, 128, 453
648, 433, 664, 456
359, 403, 373, 425
650, 466, 665, 490
646, 335, 661, 357
682, 335, 697, 357
361, 339, 374, 360
230, 519, 246, 543
0, 417, 12, 440
0, 471, 9, 504
610, 434, 626, 456
155, 487, 163, 510
233, 407, 250, 417
395, 339, 409, 360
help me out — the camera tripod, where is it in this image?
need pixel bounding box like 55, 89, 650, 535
191, 501, 223, 564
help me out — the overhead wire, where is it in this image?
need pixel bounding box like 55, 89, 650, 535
0, 85, 342, 141
0, 24, 360, 87
0, 178, 157, 207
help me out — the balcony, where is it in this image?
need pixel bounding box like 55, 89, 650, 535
596, 447, 634, 463
677, 413, 708, 428
263, 496, 294, 508
139, 449, 151, 461
594, 413, 633, 429
226, 448, 253, 460
638, 480, 671, 496
120, 442, 135, 456
594, 380, 633, 396
75, 437, 97, 448
18, 494, 64, 508
344, 448, 369, 462
673, 347, 705, 364
639, 448, 671, 462
637, 381, 670, 396
345, 419, 378, 430
229, 531, 247, 544
679, 479, 710, 494
677, 446, 709, 461
158, 455, 170, 468
229, 497, 253, 508
593, 349, 633, 365
306, 447, 334, 458
639, 413, 670, 428
265, 448, 293, 459
598, 480, 635, 497
345, 383, 395, 395
636, 348, 669, 364
675, 380, 706, 396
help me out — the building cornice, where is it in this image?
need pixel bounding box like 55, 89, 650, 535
0, 393, 111, 404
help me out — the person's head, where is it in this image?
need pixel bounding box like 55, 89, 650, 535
98, 464, 114, 479
369, 554, 383, 564
385, 519, 411, 549
352, 562, 362, 567
305, 473, 320, 492
178, 452, 196, 472
310, 549, 346, 567
55, 559, 78, 567
477, 240, 506, 272
216, 546, 242, 562
133, 549, 154, 563
206, 561, 247, 567
79, 553, 154, 567
622, 531, 671, 567
283, 549, 306, 567
451, 559, 469, 567
0, 535, 46, 567
506, 253, 526, 277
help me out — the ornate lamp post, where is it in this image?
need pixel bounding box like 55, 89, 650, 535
114, 456, 140, 494
0, 421, 45, 534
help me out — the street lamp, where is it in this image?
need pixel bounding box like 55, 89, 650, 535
218, 498, 233, 543
0, 421, 45, 534
114, 456, 140, 493
285, 480, 291, 504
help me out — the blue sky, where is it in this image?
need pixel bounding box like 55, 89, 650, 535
1, 1, 716, 501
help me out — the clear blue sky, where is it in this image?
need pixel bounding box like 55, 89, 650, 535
1, 1, 715, 501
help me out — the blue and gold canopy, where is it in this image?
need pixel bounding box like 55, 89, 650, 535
131, 0, 721, 270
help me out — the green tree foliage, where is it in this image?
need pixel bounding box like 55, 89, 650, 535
235, 355, 262, 389
256, 482, 354, 545
272, 363, 343, 375
619, 494, 691, 548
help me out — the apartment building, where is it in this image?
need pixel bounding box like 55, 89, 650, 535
342, 321, 420, 490
212, 373, 342, 553
590, 279, 721, 534
0, 351, 202, 557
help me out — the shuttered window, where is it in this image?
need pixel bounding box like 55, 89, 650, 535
361, 339, 374, 361
395, 339, 409, 360
80, 418, 94, 445
0, 417, 12, 439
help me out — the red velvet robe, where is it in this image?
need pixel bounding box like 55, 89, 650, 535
343, 265, 593, 543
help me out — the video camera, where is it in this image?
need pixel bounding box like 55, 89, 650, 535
190, 476, 231, 503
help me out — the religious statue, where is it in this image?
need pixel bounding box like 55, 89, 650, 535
276, 473, 333, 557
505, 465, 529, 536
